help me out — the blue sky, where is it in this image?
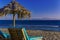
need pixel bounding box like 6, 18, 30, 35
0, 0, 60, 20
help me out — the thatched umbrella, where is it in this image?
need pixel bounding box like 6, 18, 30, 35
0, 0, 31, 27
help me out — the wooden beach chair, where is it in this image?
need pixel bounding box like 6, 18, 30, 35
0, 31, 10, 40
8, 28, 24, 40
22, 28, 43, 40
8, 28, 43, 40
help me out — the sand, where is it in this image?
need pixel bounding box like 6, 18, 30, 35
0, 28, 60, 40
27, 30, 60, 40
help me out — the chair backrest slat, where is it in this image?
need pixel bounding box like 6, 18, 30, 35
22, 28, 29, 40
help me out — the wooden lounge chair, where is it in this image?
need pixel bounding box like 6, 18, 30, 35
8, 28, 43, 40
0, 31, 10, 40
8, 28, 24, 40
22, 28, 43, 40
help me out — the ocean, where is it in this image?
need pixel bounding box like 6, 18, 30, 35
0, 20, 60, 31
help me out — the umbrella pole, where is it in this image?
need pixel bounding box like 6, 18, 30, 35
13, 14, 15, 28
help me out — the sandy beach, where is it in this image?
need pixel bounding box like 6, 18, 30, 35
0, 28, 60, 40
27, 30, 60, 40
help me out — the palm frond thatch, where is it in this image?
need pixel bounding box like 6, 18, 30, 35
0, 0, 31, 27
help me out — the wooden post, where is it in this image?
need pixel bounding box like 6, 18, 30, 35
13, 14, 15, 28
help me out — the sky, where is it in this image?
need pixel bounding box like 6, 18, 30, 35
0, 0, 60, 20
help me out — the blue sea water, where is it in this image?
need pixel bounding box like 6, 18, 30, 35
0, 20, 60, 31
0, 20, 60, 25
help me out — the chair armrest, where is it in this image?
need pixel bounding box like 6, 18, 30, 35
29, 36, 43, 40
